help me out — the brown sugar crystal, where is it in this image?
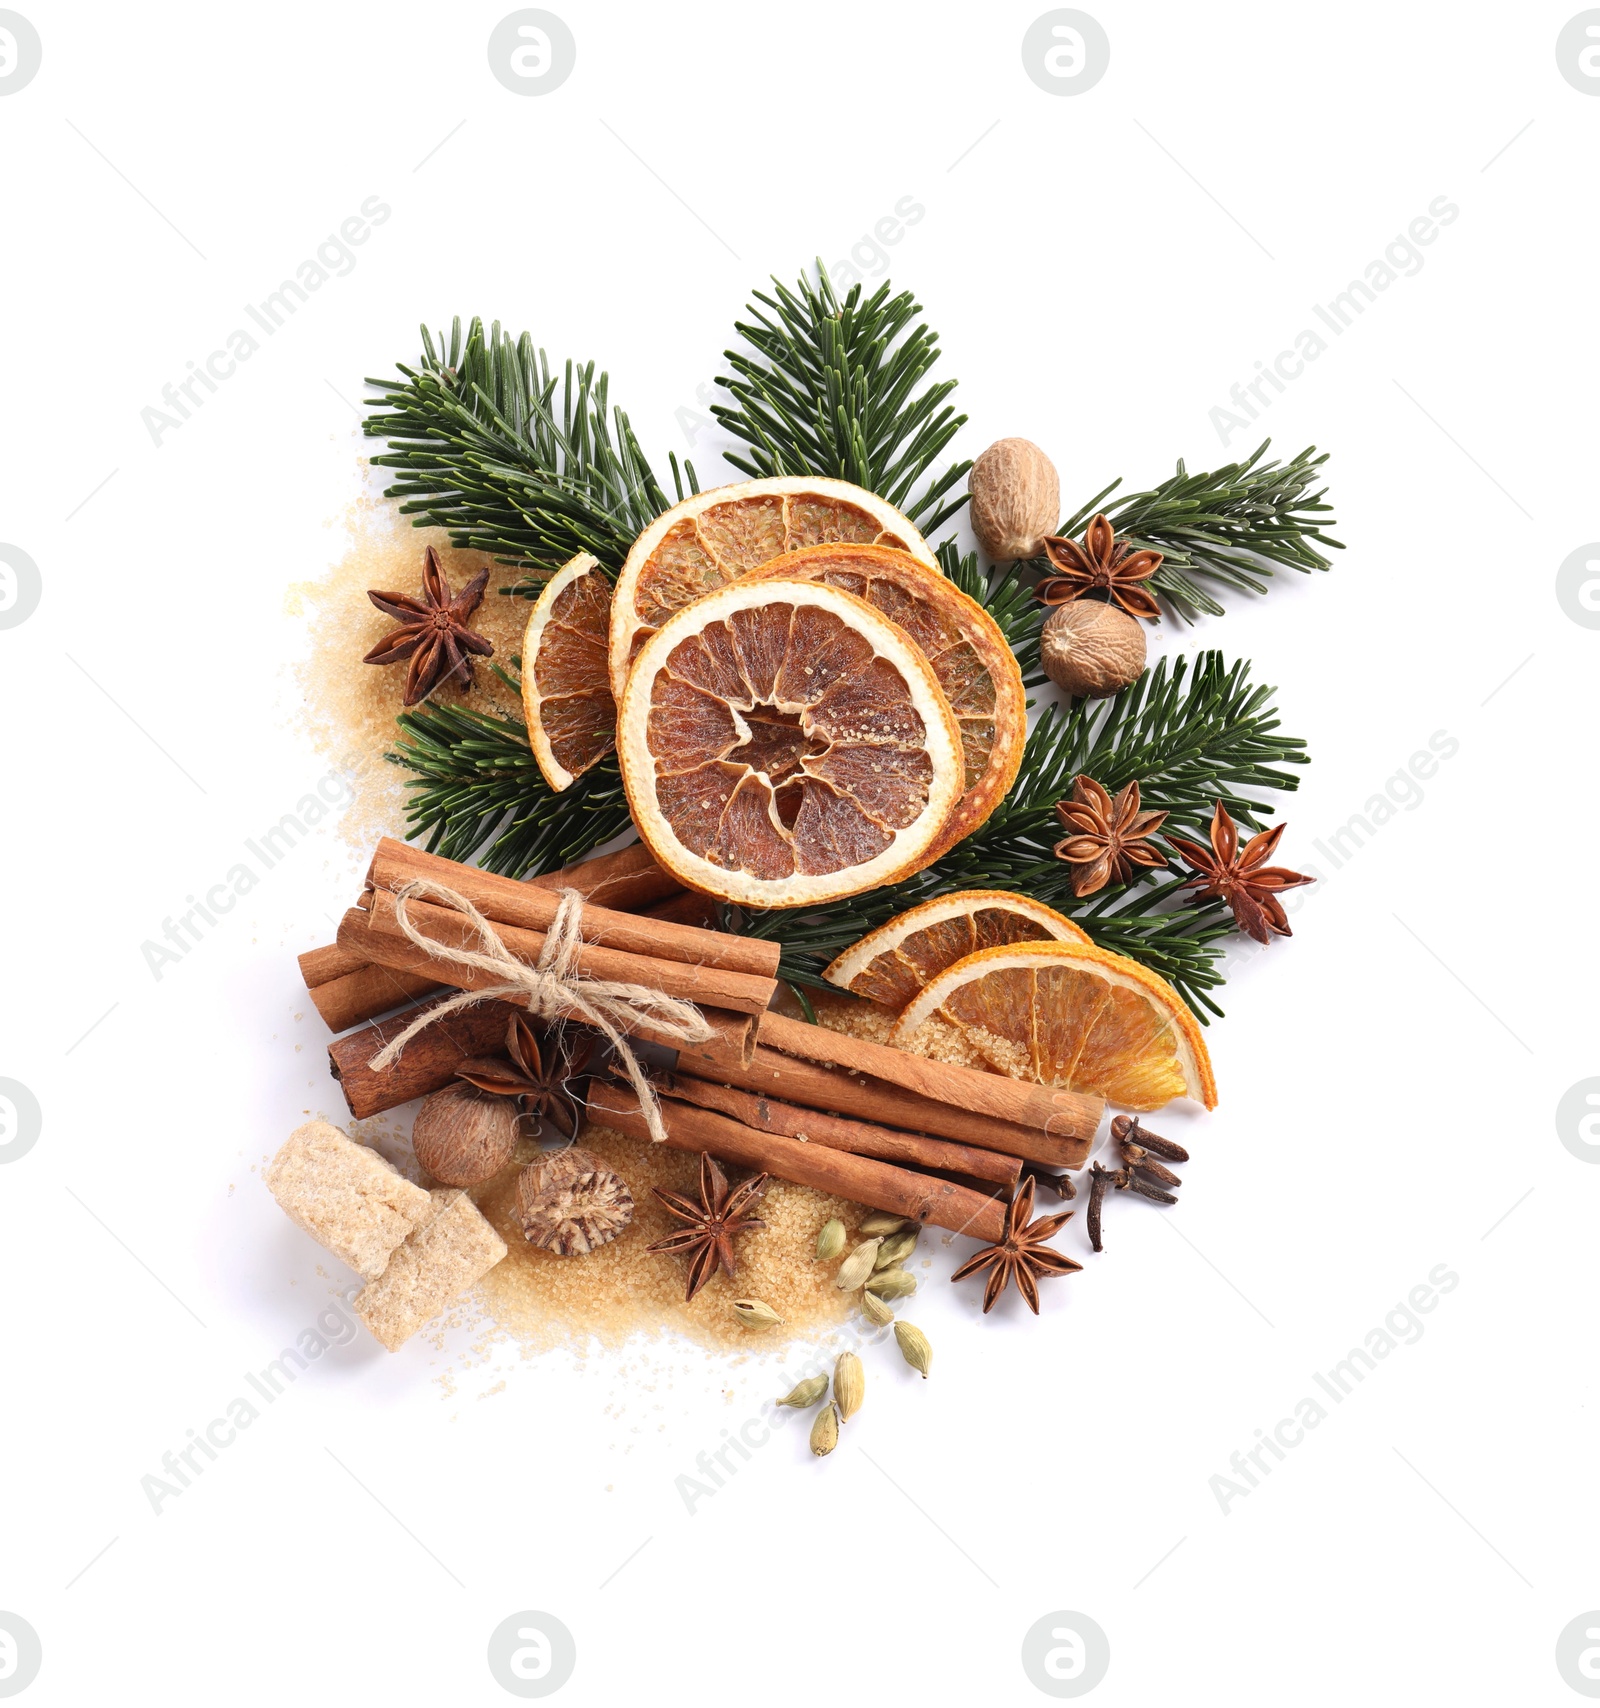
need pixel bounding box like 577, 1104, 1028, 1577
355, 1189, 508, 1352
265, 1120, 433, 1280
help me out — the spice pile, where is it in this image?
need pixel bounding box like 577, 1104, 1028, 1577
271, 265, 1339, 1454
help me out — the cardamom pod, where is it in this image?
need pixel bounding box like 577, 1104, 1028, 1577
815, 1217, 846, 1261
875, 1228, 920, 1269
834, 1237, 882, 1291
857, 1211, 908, 1237
893, 1321, 932, 1379
810, 1402, 840, 1457
834, 1352, 865, 1422
731, 1298, 782, 1331
777, 1374, 829, 1409
860, 1290, 894, 1327
865, 1266, 917, 1300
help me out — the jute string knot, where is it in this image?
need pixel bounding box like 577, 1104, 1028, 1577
366, 877, 712, 1144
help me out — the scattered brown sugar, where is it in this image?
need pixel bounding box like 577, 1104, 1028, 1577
286, 484, 531, 857
471, 1122, 861, 1353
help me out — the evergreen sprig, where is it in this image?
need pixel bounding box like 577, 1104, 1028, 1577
385, 669, 633, 877
714, 266, 971, 533
364, 317, 694, 582
1057, 441, 1343, 623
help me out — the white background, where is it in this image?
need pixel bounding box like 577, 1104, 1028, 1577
1, 2, 1595, 1703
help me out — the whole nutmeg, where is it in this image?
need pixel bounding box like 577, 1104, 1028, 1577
968, 438, 1061, 562
411, 1083, 518, 1186
1040, 601, 1147, 699
514, 1146, 634, 1255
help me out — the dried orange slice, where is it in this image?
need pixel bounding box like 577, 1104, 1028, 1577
743, 544, 1026, 854
521, 552, 617, 791
890, 940, 1217, 1111
822, 890, 1089, 1008
607, 477, 935, 700
617, 578, 963, 907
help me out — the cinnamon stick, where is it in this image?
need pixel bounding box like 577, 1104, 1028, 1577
325, 997, 758, 1120
329, 996, 523, 1119
305, 962, 442, 1033
660, 1073, 1022, 1188
366, 838, 777, 977
586, 1080, 1007, 1244
350, 892, 778, 1018
299, 839, 685, 1010
298, 942, 369, 989
758, 1011, 1102, 1151
674, 1043, 1095, 1169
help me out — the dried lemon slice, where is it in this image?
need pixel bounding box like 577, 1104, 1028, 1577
822, 890, 1090, 1009
521, 553, 617, 791
744, 544, 1026, 854
890, 939, 1217, 1111
617, 578, 962, 907
607, 476, 934, 700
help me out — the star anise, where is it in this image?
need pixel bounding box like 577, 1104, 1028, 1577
454, 1016, 594, 1140
1053, 775, 1168, 896
1167, 801, 1314, 944
1038, 514, 1163, 622
364, 545, 493, 706
647, 1151, 768, 1302
950, 1175, 1081, 1314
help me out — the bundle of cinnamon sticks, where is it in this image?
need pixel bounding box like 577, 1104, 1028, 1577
298, 840, 1104, 1244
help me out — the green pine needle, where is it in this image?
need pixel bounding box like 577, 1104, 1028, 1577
385, 669, 633, 877
1056, 440, 1343, 623
363, 316, 694, 585
714, 264, 971, 533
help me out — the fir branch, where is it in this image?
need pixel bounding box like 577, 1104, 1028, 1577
364, 317, 695, 583
714, 265, 971, 533
385, 688, 633, 878
1058, 441, 1343, 623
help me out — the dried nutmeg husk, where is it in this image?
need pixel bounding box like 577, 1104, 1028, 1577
1040, 600, 1147, 699
412, 1083, 519, 1186
968, 438, 1061, 563
514, 1146, 634, 1256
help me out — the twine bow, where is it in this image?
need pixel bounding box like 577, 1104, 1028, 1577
366, 877, 713, 1144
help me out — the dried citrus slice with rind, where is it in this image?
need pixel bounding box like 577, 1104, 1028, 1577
608, 477, 935, 700
521, 553, 617, 791
744, 544, 1026, 854
890, 939, 1217, 1111
823, 890, 1090, 1008
617, 578, 963, 907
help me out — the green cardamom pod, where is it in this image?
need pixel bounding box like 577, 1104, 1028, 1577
777, 1374, 829, 1409
834, 1237, 882, 1291
857, 1211, 908, 1237
809, 1402, 840, 1457
893, 1321, 932, 1379
875, 1228, 920, 1268
865, 1266, 917, 1300
731, 1298, 782, 1331
860, 1290, 894, 1327
834, 1352, 865, 1422
815, 1217, 846, 1261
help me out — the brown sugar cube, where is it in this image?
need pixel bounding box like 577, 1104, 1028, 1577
265, 1120, 433, 1280
354, 1189, 507, 1352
